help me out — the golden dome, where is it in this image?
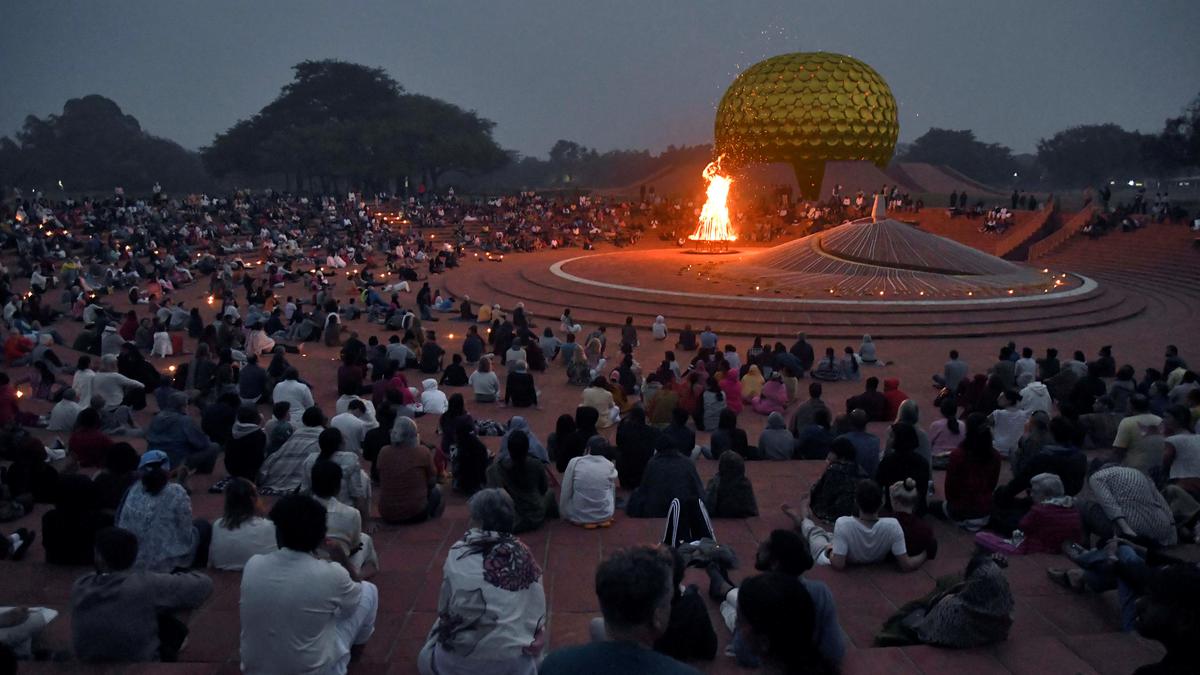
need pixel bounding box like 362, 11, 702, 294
715, 52, 899, 197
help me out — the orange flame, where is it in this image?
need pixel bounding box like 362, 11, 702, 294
689, 155, 737, 242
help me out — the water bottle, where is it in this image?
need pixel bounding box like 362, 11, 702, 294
1010, 529, 1025, 550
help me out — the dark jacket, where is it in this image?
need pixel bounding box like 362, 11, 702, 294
627, 449, 704, 518
704, 452, 758, 518
845, 390, 887, 421
810, 460, 863, 522
615, 418, 659, 489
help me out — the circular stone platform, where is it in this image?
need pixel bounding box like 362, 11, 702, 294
554, 216, 1085, 303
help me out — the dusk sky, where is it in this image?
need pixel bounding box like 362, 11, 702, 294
2, 0, 1198, 158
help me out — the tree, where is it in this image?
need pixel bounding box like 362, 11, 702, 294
202, 60, 506, 191
0, 94, 208, 193
1154, 91, 1200, 173
897, 128, 1017, 185
1035, 124, 1154, 188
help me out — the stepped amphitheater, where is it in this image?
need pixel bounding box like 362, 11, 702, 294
442, 205, 1192, 340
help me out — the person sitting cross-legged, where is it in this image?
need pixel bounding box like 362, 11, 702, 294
71, 526, 213, 663
240, 494, 379, 675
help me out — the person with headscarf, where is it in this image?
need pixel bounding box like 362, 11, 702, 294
739, 362, 768, 398
704, 451, 758, 518
859, 335, 878, 366
651, 315, 668, 341
559, 436, 618, 527
499, 416, 549, 463
417, 489, 546, 675
751, 373, 788, 416
975, 473, 1081, 555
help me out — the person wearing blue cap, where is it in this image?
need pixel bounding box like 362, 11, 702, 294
115, 450, 212, 572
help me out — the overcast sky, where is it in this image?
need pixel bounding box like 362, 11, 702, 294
2, 1, 1197, 158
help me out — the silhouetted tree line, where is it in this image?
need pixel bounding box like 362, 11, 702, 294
2, 60, 1197, 195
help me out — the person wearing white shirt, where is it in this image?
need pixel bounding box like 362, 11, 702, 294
272, 369, 314, 425
72, 357, 96, 404
90, 355, 144, 408
240, 495, 378, 675
46, 389, 85, 432
330, 400, 377, 456
989, 390, 1031, 457
1014, 348, 1038, 383
559, 438, 618, 526
783, 480, 926, 572
210, 479, 277, 571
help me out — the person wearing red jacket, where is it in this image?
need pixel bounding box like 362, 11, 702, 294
882, 377, 910, 422
933, 413, 1001, 529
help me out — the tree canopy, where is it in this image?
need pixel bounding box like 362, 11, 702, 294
1035, 123, 1155, 188
201, 60, 507, 192
897, 128, 1018, 185
0, 95, 208, 193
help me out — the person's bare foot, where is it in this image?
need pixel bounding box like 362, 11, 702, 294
781, 500, 808, 526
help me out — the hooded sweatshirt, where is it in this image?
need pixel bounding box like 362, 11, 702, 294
882, 378, 910, 421
225, 421, 267, 481
1018, 381, 1052, 416
704, 451, 758, 517
420, 378, 449, 415
757, 411, 796, 460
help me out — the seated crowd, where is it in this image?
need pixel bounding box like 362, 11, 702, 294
0, 189, 1197, 675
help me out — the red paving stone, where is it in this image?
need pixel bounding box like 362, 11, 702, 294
7, 217, 1199, 673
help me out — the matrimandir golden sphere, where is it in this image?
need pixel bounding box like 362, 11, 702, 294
714, 52, 899, 197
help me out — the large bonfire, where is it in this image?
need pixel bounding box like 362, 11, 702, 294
688, 155, 737, 246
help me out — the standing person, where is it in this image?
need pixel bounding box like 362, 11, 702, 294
240, 495, 378, 675
71, 527, 213, 663
539, 547, 700, 675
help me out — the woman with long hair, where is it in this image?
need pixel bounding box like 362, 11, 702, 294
485, 430, 553, 532
209, 478, 276, 570
928, 398, 965, 461
700, 375, 727, 431
933, 413, 1002, 530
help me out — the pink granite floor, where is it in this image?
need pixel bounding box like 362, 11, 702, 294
5, 222, 1193, 674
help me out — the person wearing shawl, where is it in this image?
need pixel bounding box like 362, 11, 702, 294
418, 489, 546, 675
751, 373, 788, 416
974, 473, 1082, 555
499, 416, 549, 463
877, 555, 1013, 648
704, 451, 758, 518
740, 365, 765, 402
